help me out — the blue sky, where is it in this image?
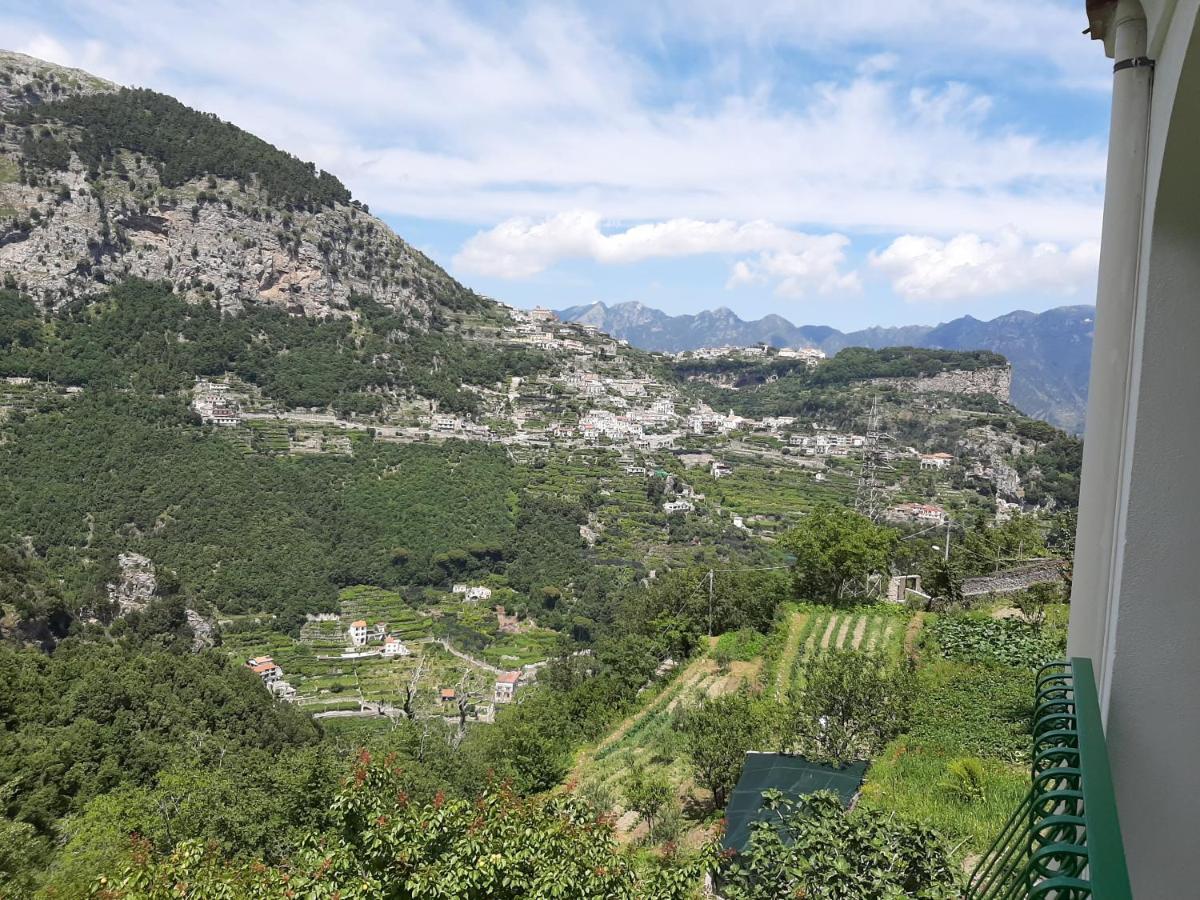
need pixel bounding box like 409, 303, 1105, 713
4, 1, 1112, 329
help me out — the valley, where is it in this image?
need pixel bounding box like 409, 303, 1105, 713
0, 49, 1082, 899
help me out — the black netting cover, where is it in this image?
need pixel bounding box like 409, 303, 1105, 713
721, 752, 868, 852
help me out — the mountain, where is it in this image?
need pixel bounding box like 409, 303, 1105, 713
0, 50, 478, 322
558, 301, 1095, 432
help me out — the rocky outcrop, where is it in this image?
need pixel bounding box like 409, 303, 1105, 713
0, 53, 475, 321
0, 50, 115, 115
107, 552, 157, 614
871, 365, 1012, 403
185, 607, 218, 651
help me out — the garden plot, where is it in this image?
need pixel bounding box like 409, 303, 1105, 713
776, 608, 910, 697
572, 650, 756, 831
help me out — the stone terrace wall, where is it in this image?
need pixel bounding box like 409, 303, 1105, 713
963, 558, 1065, 598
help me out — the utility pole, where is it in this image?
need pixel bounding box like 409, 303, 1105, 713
707, 569, 714, 637
944, 518, 952, 562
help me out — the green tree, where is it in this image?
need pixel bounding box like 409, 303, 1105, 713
780, 507, 898, 603
718, 790, 958, 900
624, 766, 674, 833
786, 650, 916, 765
676, 692, 762, 809
91, 754, 715, 899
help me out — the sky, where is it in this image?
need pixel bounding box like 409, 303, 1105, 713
3, 1, 1112, 330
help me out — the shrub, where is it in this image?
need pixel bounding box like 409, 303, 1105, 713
718, 790, 959, 900
943, 757, 988, 804
927, 614, 1064, 669
713, 628, 767, 666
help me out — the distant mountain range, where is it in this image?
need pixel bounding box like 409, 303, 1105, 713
558, 301, 1095, 433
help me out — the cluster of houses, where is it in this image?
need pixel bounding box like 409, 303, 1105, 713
673, 345, 826, 364
500, 305, 619, 358
884, 502, 949, 526
347, 619, 412, 656
438, 670, 525, 708
192, 378, 241, 426
788, 432, 867, 456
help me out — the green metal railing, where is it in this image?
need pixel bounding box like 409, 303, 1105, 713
965, 658, 1131, 900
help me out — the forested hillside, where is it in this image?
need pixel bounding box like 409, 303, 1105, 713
0, 49, 1087, 899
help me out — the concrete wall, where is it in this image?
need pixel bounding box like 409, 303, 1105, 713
1069, 3, 1200, 895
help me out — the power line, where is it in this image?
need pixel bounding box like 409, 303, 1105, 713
854, 394, 895, 522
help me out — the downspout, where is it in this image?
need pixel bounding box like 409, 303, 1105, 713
1067, 1, 1153, 722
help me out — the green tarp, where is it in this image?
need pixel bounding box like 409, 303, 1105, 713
721, 752, 868, 852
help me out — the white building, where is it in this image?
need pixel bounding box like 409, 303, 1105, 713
247, 657, 282, 684
663, 500, 694, 514
919, 453, 954, 470
382, 637, 411, 657
494, 670, 522, 703
347, 619, 368, 647
962, 6, 1200, 893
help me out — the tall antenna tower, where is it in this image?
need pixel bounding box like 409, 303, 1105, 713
855, 394, 894, 520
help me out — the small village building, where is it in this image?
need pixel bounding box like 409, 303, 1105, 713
494, 670, 522, 703
247, 657, 283, 684
348, 620, 369, 647
382, 637, 410, 657
663, 499, 693, 514
439, 688, 457, 704
920, 452, 954, 470
711, 461, 733, 478
463, 586, 492, 602
208, 405, 241, 427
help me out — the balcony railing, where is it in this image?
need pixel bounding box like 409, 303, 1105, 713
965, 658, 1131, 900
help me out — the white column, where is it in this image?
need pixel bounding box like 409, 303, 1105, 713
1067, 4, 1152, 709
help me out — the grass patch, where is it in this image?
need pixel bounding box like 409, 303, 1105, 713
859, 659, 1035, 855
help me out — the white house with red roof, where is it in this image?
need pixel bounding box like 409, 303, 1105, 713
494, 670, 522, 703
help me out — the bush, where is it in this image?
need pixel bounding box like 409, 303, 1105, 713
718, 790, 960, 900
943, 757, 988, 804
928, 615, 1064, 669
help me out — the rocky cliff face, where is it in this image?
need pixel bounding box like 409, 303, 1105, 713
0, 51, 475, 321
871, 365, 1013, 404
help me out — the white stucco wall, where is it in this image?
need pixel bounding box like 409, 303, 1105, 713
1069, 2, 1200, 895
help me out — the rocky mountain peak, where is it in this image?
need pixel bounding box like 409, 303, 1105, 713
0, 52, 481, 323
0, 50, 116, 114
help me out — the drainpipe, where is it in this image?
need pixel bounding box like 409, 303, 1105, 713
1067, 1, 1152, 720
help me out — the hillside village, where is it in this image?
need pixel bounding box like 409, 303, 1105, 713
175, 303, 1044, 535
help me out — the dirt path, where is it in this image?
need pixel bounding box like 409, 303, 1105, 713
903, 613, 926, 661
851, 616, 868, 649
575, 654, 715, 773
773, 610, 809, 700
820, 615, 840, 649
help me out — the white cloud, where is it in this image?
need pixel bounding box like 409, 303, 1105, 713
870, 230, 1100, 301
0, 1, 1108, 249
454, 211, 858, 297
726, 246, 861, 297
